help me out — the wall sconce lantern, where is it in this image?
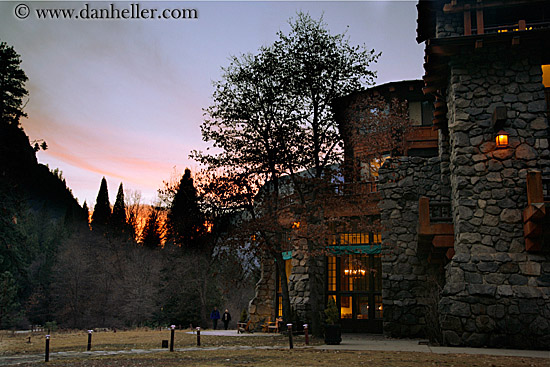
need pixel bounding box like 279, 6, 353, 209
495, 130, 509, 148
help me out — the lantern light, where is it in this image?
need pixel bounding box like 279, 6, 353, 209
495, 130, 509, 148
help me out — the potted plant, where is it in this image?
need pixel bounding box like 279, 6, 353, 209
324, 298, 342, 345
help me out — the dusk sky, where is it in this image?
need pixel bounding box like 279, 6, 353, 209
0, 0, 425, 206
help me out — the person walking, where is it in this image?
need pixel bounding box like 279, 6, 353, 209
210, 307, 221, 330
222, 309, 231, 330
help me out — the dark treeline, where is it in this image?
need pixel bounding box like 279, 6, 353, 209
0, 41, 257, 330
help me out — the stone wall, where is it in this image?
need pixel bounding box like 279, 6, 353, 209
288, 251, 324, 330
248, 255, 276, 327
248, 249, 324, 332
379, 156, 449, 341
441, 47, 550, 349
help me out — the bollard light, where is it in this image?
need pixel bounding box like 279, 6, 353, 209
170, 325, 176, 352
87, 330, 93, 351
45, 335, 50, 362
287, 323, 293, 349
303, 324, 309, 346
196, 327, 201, 346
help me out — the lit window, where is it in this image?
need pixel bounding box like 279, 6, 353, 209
542, 65, 550, 88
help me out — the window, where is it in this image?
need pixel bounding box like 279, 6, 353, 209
408, 101, 422, 126
326, 253, 383, 329
542, 65, 550, 115
421, 101, 434, 126
327, 256, 336, 292
542, 65, 550, 88
328, 232, 381, 246
276, 259, 293, 317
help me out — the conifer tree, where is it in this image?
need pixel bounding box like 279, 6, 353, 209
141, 207, 162, 250
91, 177, 110, 230
110, 183, 127, 231
0, 41, 28, 127
167, 169, 205, 250
82, 201, 89, 225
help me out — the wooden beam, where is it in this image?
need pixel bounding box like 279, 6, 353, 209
433, 235, 454, 248
422, 85, 441, 95
524, 219, 542, 239
476, 9, 484, 35
464, 7, 472, 36
429, 223, 455, 236
427, 44, 455, 56
444, 0, 547, 14
418, 197, 430, 233
525, 238, 542, 252
434, 101, 446, 110
526, 171, 544, 205
523, 203, 546, 223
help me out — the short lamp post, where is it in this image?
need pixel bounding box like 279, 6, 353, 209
287, 323, 293, 349
45, 335, 50, 362
170, 325, 175, 352
303, 324, 309, 345
196, 327, 201, 346
495, 130, 509, 148
87, 330, 93, 351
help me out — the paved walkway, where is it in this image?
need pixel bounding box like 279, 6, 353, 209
317, 334, 550, 359
0, 332, 547, 365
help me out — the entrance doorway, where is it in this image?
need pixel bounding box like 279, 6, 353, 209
327, 254, 383, 333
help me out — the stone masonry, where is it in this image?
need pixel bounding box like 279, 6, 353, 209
440, 47, 550, 350
380, 1, 550, 350
248, 249, 324, 330
379, 156, 449, 341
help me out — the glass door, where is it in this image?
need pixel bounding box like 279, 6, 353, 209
327, 254, 383, 333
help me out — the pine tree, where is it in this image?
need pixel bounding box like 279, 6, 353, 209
91, 177, 110, 230
82, 201, 89, 224
0, 42, 28, 127
167, 169, 205, 250
110, 183, 127, 232
141, 207, 162, 250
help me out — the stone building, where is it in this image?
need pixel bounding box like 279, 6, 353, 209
248, 80, 438, 333
381, 0, 550, 349
248, 0, 550, 350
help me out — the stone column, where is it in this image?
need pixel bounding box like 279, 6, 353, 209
440, 49, 550, 349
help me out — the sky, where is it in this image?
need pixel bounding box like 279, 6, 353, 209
0, 0, 425, 206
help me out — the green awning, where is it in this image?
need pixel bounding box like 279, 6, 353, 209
327, 244, 381, 255
281, 244, 380, 260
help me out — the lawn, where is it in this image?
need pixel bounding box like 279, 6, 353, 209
0, 328, 304, 355
1, 329, 548, 367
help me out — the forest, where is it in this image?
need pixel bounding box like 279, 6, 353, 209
0, 39, 257, 330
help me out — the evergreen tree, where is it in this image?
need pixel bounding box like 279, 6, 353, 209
0, 41, 28, 127
0, 271, 21, 328
141, 207, 162, 250
91, 177, 110, 230
82, 201, 90, 224
110, 182, 127, 232
167, 169, 205, 250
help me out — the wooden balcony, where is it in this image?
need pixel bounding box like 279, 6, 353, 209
523, 171, 550, 252
404, 126, 439, 154
278, 181, 380, 221
418, 197, 454, 264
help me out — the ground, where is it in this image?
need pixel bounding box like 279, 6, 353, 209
0, 329, 548, 366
